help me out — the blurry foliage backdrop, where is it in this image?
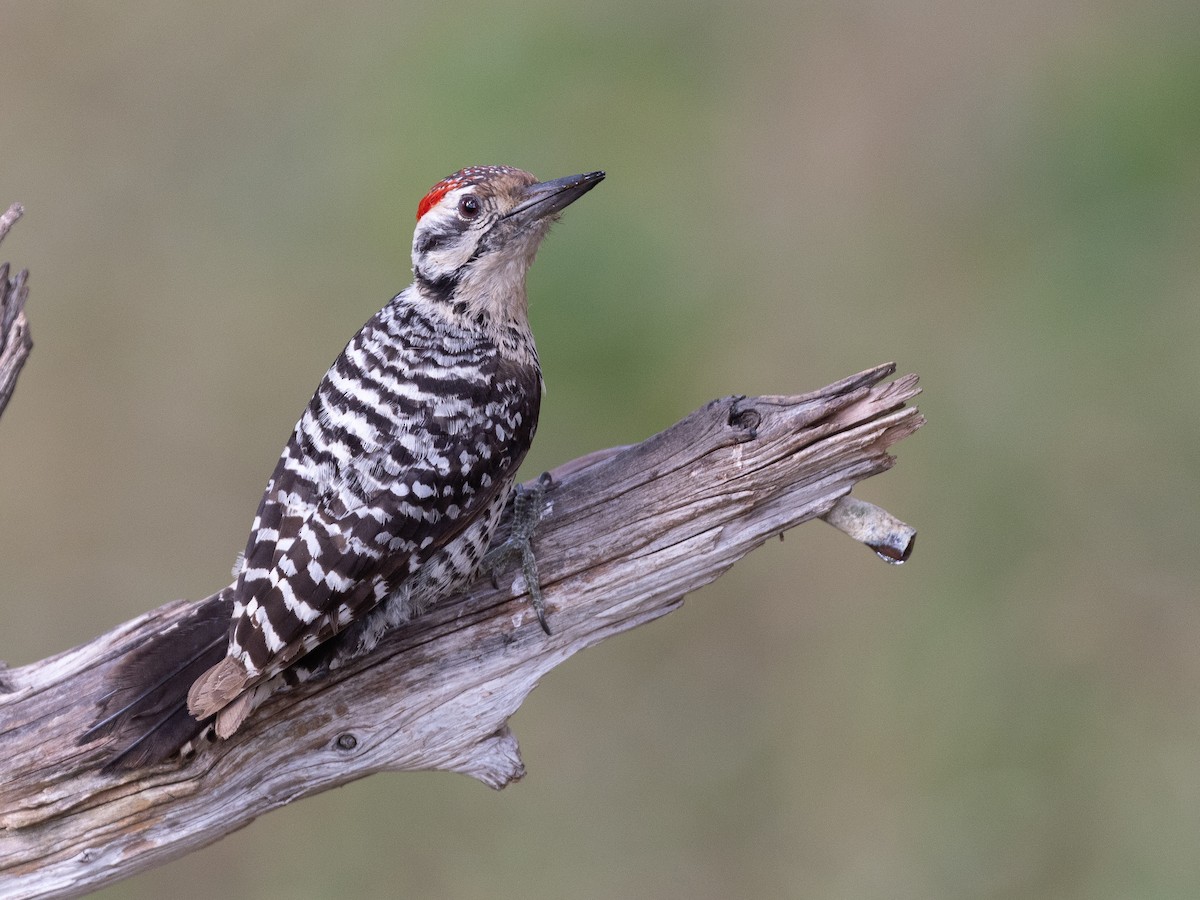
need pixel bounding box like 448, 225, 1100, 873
2, 2, 1199, 898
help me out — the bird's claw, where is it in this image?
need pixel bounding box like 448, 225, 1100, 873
483, 473, 553, 634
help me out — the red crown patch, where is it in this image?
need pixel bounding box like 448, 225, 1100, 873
416, 166, 522, 221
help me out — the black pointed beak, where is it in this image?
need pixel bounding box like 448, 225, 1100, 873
505, 170, 605, 223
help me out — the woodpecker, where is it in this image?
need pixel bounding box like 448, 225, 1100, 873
84, 165, 604, 768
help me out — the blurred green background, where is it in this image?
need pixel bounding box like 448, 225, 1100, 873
2, 2, 1198, 897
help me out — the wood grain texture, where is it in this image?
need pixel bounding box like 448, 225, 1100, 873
0, 363, 922, 898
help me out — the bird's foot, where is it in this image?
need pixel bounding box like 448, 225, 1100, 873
484, 472, 553, 634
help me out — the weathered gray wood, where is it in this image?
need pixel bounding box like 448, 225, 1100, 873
0, 203, 32, 421
0, 363, 922, 899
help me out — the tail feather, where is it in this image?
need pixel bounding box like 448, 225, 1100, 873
82, 589, 234, 771
187, 655, 251, 721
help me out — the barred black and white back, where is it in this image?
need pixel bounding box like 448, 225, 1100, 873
192, 293, 542, 735
84, 165, 604, 766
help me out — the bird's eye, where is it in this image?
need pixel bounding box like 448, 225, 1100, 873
458, 195, 481, 219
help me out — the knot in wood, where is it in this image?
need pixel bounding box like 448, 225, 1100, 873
335, 733, 358, 752
727, 398, 761, 440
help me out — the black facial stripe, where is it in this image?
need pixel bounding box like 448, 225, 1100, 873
414, 223, 459, 256
415, 270, 461, 305
413, 232, 443, 256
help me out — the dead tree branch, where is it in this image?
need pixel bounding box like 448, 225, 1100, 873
0, 203, 32, 420
0, 363, 922, 898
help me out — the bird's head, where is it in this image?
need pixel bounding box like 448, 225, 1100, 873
410, 166, 604, 322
